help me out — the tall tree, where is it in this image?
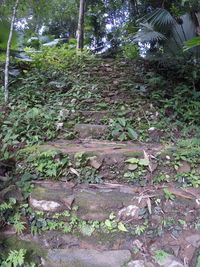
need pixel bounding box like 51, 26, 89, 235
4, 0, 19, 103
77, 0, 85, 51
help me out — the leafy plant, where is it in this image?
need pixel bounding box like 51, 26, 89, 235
12, 213, 26, 235
154, 249, 169, 263
132, 220, 148, 235
125, 157, 149, 166
110, 118, 138, 141
163, 188, 175, 200
26, 150, 71, 179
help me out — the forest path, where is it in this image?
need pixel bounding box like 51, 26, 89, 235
2, 58, 200, 267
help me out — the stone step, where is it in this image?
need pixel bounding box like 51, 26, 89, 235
43, 248, 132, 267
27, 181, 195, 267
39, 139, 163, 157
39, 139, 163, 182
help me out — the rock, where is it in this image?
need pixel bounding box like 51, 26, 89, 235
22, 231, 80, 249
56, 122, 64, 130
44, 248, 131, 267
176, 161, 191, 174
156, 254, 184, 267
140, 86, 147, 92
117, 205, 140, 221
148, 127, 156, 132
0, 176, 10, 182
185, 234, 200, 248
0, 185, 23, 202
71, 99, 77, 103
62, 195, 75, 209
170, 246, 180, 257
74, 124, 108, 138
128, 260, 145, 267
127, 164, 138, 171
59, 109, 70, 118
89, 156, 103, 169
127, 260, 154, 267
48, 81, 66, 89
29, 197, 61, 212
75, 189, 132, 221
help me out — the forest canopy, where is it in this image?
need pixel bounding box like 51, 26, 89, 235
1, 0, 200, 55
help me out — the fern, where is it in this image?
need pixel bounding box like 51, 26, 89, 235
12, 213, 26, 234
3, 249, 26, 267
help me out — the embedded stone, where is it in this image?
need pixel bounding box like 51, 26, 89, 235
74, 124, 108, 138
117, 205, 140, 221
89, 156, 103, 169
156, 254, 184, 267
29, 197, 61, 212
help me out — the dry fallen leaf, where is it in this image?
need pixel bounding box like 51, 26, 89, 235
146, 197, 152, 214
69, 167, 80, 177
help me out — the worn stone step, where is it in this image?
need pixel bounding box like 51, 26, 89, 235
43, 248, 132, 267
39, 139, 163, 157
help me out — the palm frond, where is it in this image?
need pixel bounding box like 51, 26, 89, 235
183, 36, 200, 51
133, 22, 166, 43
138, 8, 176, 27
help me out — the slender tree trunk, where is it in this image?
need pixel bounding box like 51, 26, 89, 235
77, 0, 85, 52
4, 0, 19, 103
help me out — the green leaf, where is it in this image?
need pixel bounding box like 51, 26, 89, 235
127, 128, 138, 140
118, 118, 126, 127
125, 157, 139, 164
109, 212, 116, 220
112, 124, 123, 136
139, 158, 149, 166
104, 219, 112, 229
118, 222, 128, 232
183, 36, 200, 51
118, 132, 127, 141
80, 224, 95, 236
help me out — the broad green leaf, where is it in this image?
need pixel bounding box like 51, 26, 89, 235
105, 219, 112, 228
125, 157, 139, 164
109, 212, 116, 220
118, 132, 127, 141
139, 158, 149, 166
118, 222, 128, 232
127, 128, 138, 140
118, 118, 126, 127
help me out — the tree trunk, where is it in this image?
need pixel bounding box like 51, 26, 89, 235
77, 0, 85, 52
4, 0, 19, 103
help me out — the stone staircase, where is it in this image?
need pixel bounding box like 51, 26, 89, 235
2, 58, 199, 267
